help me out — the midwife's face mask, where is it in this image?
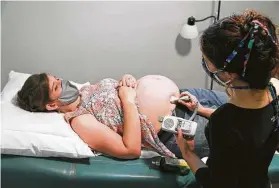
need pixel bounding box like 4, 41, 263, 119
58, 80, 80, 105
201, 58, 231, 87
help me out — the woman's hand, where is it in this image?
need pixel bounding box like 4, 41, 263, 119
118, 86, 137, 105
178, 91, 204, 112
119, 74, 137, 88
176, 128, 207, 174
175, 128, 194, 156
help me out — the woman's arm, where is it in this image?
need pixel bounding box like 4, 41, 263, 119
198, 107, 216, 118
71, 101, 141, 159
177, 120, 238, 188
121, 99, 141, 154
70, 86, 141, 159
176, 129, 208, 173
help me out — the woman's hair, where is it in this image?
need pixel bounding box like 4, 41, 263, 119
201, 9, 279, 89
17, 73, 51, 112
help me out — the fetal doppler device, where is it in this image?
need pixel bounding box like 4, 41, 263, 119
159, 95, 198, 139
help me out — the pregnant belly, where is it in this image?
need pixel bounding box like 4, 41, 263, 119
136, 75, 180, 133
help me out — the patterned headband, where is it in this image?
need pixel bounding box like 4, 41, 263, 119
223, 20, 278, 78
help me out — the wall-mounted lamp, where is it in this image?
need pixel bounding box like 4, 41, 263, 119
180, 0, 222, 90
180, 15, 217, 39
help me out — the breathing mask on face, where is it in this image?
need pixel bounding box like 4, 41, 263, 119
58, 80, 80, 105
202, 58, 250, 90
202, 58, 232, 87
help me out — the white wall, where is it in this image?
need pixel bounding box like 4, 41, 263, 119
1, 1, 279, 90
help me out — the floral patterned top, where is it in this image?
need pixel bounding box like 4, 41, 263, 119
64, 78, 175, 158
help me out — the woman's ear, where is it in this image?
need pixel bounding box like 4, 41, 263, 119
219, 72, 238, 85
45, 102, 59, 111
227, 72, 238, 80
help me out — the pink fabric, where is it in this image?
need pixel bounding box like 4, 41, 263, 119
64, 78, 175, 157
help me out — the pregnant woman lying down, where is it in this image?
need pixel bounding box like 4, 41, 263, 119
16, 74, 181, 159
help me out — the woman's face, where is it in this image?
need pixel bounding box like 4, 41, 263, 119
45, 75, 63, 110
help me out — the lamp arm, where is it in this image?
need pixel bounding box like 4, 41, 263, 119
196, 16, 217, 23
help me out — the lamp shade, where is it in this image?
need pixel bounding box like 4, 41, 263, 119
180, 16, 198, 39
180, 24, 198, 39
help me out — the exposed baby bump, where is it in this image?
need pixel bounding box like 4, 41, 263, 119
136, 75, 180, 133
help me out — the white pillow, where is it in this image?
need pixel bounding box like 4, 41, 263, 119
1, 70, 94, 158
